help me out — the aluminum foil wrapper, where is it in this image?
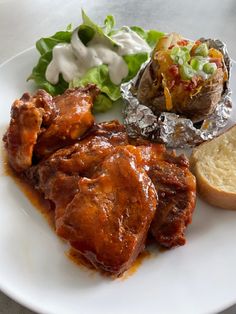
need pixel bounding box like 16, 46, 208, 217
121, 38, 232, 147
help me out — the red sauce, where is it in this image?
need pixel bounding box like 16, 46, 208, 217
68, 247, 151, 280
121, 250, 151, 280
3, 155, 54, 228
67, 248, 100, 278
3, 152, 152, 278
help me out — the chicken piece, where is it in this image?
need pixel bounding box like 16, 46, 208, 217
81, 120, 128, 147
25, 121, 128, 224
137, 144, 196, 248
2, 91, 49, 172
3, 85, 98, 172
56, 147, 157, 276
34, 85, 98, 159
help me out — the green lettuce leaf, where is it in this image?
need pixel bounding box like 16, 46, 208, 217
28, 51, 68, 95
70, 63, 115, 113
77, 25, 95, 45
103, 15, 115, 35
93, 94, 113, 113
123, 52, 148, 82
70, 52, 149, 98
28, 11, 119, 96
28, 29, 72, 95
81, 10, 117, 46
130, 26, 164, 48
70, 65, 121, 101
69, 52, 149, 112
146, 30, 165, 47
36, 30, 72, 56
130, 26, 147, 40
28, 11, 165, 111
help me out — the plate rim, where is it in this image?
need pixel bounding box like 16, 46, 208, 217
0, 47, 236, 314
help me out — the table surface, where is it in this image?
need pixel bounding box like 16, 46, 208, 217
0, 0, 236, 313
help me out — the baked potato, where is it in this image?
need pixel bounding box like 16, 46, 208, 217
136, 33, 228, 122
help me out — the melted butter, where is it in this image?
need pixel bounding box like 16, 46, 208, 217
46, 27, 150, 85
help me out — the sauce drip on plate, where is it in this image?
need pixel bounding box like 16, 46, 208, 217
3, 155, 152, 278
3, 155, 54, 228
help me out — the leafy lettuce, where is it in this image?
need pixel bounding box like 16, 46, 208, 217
28, 10, 164, 112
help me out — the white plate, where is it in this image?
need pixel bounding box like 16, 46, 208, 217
0, 48, 236, 314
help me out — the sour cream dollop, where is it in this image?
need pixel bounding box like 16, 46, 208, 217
45, 27, 151, 85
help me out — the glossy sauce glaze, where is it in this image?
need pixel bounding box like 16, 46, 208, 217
68, 247, 151, 279
3, 157, 54, 227
3, 157, 152, 278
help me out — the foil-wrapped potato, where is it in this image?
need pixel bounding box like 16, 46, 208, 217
135, 33, 228, 122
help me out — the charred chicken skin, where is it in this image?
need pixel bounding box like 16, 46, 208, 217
3, 85, 98, 172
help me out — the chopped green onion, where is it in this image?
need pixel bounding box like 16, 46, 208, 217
171, 46, 180, 55
186, 42, 194, 51
190, 58, 201, 71
170, 46, 190, 65
203, 62, 217, 74
194, 43, 209, 57
190, 57, 206, 71
179, 64, 196, 80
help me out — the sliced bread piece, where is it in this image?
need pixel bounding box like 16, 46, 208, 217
190, 125, 236, 210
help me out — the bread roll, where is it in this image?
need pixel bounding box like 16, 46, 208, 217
190, 125, 236, 210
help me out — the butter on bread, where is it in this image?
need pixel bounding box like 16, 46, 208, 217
190, 125, 236, 210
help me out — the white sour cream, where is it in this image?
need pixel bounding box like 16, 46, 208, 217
45, 27, 151, 85
111, 26, 151, 56
197, 70, 210, 80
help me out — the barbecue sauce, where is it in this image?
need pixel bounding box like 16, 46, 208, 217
3, 156, 150, 278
